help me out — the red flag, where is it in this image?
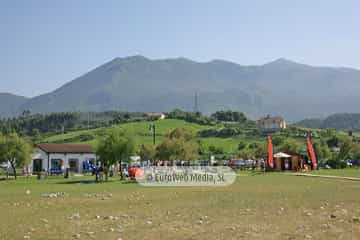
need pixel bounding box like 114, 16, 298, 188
306, 136, 317, 168
267, 135, 273, 168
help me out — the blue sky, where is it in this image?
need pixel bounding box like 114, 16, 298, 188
1, 0, 360, 97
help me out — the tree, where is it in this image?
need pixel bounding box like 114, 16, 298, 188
167, 109, 217, 126
326, 137, 353, 169
156, 138, 198, 162
248, 142, 260, 149
238, 141, 247, 151
196, 140, 207, 156
211, 110, 248, 122
96, 129, 135, 181
208, 145, 224, 154
278, 139, 302, 153
0, 133, 33, 179
31, 128, 42, 144
313, 140, 331, 161
272, 135, 285, 146
238, 148, 255, 159
167, 127, 194, 141
138, 144, 156, 163
326, 135, 339, 148
336, 137, 353, 161
254, 142, 267, 159
351, 143, 360, 160
156, 128, 198, 163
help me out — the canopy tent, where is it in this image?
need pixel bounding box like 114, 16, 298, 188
0, 161, 9, 169
273, 152, 291, 158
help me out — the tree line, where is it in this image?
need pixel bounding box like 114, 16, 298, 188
0, 109, 254, 136
0, 111, 147, 136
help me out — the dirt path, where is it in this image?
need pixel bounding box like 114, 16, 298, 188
286, 172, 360, 181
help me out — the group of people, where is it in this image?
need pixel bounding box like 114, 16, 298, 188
92, 164, 105, 181
91, 164, 126, 181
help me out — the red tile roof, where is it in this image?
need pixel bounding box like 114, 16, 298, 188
38, 143, 94, 154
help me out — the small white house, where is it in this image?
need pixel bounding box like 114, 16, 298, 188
32, 143, 96, 174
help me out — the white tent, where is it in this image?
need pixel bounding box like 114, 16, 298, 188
0, 161, 14, 174
274, 152, 291, 158
0, 161, 9, 169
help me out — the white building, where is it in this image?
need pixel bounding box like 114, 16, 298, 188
32, 143, 96, 174
256, 115, 287, 132
144, 112, 166, 120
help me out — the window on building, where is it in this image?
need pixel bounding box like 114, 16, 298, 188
68, 158, 79, 172
51, 159, 62, 170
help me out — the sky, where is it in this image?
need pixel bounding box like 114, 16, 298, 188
1, 0, 360, 97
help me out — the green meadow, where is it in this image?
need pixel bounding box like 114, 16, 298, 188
0, 173, 359, 240
1, 117, 358, 240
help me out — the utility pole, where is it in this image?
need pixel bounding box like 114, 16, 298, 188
87, 111, 90, 130
149, 124, 156, 145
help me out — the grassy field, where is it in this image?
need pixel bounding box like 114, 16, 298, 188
1, 173, 359, 240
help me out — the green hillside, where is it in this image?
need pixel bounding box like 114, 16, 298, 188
42, 118, 355, 162
43, 119, 259, 153
44, 119, 208, 145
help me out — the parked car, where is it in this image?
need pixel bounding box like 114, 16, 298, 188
227, 159, 245, 169
228, 159, 256, 169
350, 159, 360, 167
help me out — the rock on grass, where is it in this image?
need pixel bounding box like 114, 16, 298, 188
72, 233, 81, 239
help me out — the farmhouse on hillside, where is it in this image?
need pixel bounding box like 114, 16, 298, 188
257, 115, 287, 132
144, 112, 166, 121
32, 143, 96, 174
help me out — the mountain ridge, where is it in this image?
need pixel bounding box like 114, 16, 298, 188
295, 113, 360, 131
0, 93, 29, 117
2, 56, 360, 121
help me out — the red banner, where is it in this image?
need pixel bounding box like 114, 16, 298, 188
306, 136, 317, 168
267, 135, 273, 168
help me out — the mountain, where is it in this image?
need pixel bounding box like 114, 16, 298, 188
296, 113, 360, 131
3, 56, 360, 121
0, 93, 28, 118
